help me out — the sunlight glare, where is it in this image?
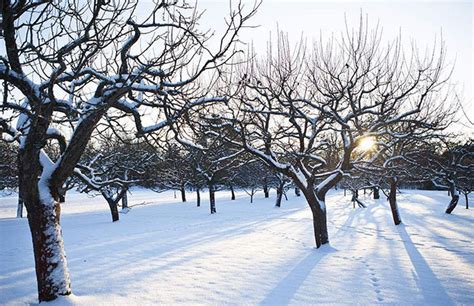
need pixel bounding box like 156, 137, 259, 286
358, 137, 375, 151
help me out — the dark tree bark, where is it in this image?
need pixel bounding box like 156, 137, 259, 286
275, 182, 284, 207
445, 182, 459, 214
106, 198, 120, 222
230, 184, 235, 200
209, 183, 216, 214
373, 187, 380, 199
351, 190, 366, 208
17, 197, 24, 218
196, 187, 201, 207
465, 192, 469, 209
308, 194, 328, 248
263, 180, 269, 198
296, 184, 330, 248
388, 177, 402, 225
180, 184, 186, 202
344, 188, 346, 196
122, 190, 128, 209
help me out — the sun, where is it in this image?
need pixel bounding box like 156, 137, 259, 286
358, 137, 376, 151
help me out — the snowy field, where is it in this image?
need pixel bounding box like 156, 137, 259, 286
0, 189, 473, 305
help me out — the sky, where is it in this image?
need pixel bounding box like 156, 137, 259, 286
192, 0, 473, 134
1, 0, 472, 135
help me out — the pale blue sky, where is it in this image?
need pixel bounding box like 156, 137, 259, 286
193, 0, 473, 132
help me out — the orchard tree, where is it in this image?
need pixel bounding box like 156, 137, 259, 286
0, 0, 257, 301
413, 140, 474, 213
222, 20, 454, 248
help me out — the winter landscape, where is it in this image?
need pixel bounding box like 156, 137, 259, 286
1, 188, 473, 305
1, 0, 473, 305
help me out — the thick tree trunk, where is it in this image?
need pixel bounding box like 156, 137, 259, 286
180, 184, 186, 202
302, 188, 328, 248
26, 199, 71, 301
106, 199, 119, 222
230, 185, 235, 200
196, 187, 201, 207
209, 183, 216, 214
373, 187, 380, 199
275, 182, 284, 207
295, 187, 301, 197
388, 178, 402, 225
17, 197, 24, 218
122, 191, 128, 209
445, 183, 459, 214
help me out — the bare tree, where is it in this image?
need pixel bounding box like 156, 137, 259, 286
412, 140, 473, 214
0, 0, 257, 301
221, 18, 454, 248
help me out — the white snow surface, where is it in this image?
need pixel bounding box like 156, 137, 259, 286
0, 189, 473, 305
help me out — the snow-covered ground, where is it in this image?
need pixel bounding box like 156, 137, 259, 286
0, 188, 473, 305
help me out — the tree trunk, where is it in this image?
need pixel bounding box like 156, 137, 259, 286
263, 181, 269, 198
373, 187, 380, 199
17, 197, 24, 218
26, 199, 71, 301
250, 191, 254, 203
275, 182, 284, 207
302, 188, 328, 248
180, 184, 186, 202
209, 183, 216, 214
388, 178, 402, 225
344, 188, 346, 196
122, 190, 128, 209
445, 183, 459, 214
295, 187, 301, 197
230, 185, 235, 200
465, 193, 469, 209
106, 198, 119, 222
196, 187, 201, 207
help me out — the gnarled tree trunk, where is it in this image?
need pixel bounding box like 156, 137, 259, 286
388, 177, 402, 225
105, 198, 120, 222
23, 171, 71, 302
299, 185, 329, 248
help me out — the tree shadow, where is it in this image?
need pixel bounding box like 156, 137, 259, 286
260, 245, 336, 305
397, 225, 454, 305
